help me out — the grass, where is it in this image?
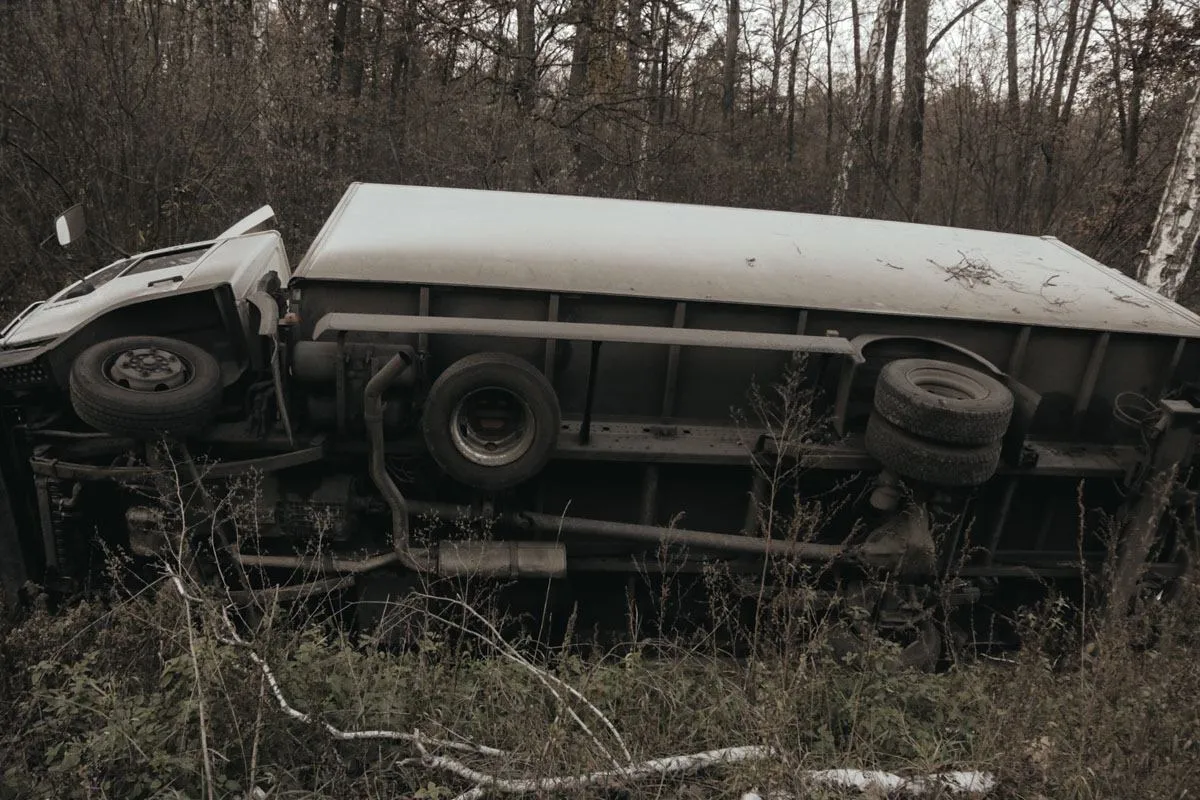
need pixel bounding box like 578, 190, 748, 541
1, 550, 1198, 800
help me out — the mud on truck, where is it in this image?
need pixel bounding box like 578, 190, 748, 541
2, 182, 1199, 663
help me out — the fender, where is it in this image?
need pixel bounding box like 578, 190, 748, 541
0, 284, 252, 398
41, 284, 253, 389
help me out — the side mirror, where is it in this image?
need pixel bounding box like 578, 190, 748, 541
55, 204, 87, 247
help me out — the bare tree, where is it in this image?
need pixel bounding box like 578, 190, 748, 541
2, 0, 1200, 317
901, 0, 929, 220
515, 0, 537, 110
723, 0, 741, 126
831, 0, 900, 215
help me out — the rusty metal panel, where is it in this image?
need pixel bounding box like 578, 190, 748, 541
293, 183, 1200, 338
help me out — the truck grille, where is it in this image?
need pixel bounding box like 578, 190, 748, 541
0, 359, 51, 388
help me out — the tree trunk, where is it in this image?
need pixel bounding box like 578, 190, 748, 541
329, 0, 348, 93
722, 0, 740, 123
784, 0, 807, 162
1006, 0, 1019, 120
850, 0, 862, 93
657, 1, 671, 126
768, 0, 791, 117
568, 0, 597, 185
625, 0, 648, 193
901, 0, 928, 220
823, 0, 834, 172
869, 0, 902, 214
830, 0, 898, 216
514, 0, 536, 111
1125, 0, 1162, 173
568, 0, 593, 101
1136, 80, 1200, 300
1037, 0, 1084, 227
1004, 0, 1024, 229
344, 0, 363, 99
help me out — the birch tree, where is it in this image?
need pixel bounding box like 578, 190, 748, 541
829, 0, 899, 216
1136, 79, 1200, 300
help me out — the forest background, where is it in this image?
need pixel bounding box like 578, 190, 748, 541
2, 0, 1199, 319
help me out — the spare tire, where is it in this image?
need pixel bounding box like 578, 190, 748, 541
873, 358, 1013, 445
421, 352, 561, 492
865, 412, 1002, 487
69, 335, 223, 439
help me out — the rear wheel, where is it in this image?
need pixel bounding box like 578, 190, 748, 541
69, 335, 223, 439
421, 352, 561, 491
873, 357, 1013, 445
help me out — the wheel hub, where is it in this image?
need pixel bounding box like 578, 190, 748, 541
107, 347, 190, 392
449, 387, 536, 467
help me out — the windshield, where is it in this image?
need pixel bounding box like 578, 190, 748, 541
120, 246, 209, 276
54, 259, 132, 301
47, 244, 212, 303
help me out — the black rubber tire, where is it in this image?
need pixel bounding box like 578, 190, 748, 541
421, 352, 561, 492
69, 335, 223, 439
865, 412, 1002, 487
873, 357, 1013, 445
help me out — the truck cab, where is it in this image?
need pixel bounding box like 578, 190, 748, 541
0, 205, 291, 420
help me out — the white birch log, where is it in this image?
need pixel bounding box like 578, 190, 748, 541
741, 768, 997, 796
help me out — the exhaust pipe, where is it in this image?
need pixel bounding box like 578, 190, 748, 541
363, 352, 434, 573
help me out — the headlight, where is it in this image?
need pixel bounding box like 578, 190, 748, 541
0, 336, 57, 352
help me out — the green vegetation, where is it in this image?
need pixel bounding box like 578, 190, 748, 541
2, 554, 1198, 799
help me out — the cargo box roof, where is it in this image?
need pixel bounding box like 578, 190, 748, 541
294, 182, 1200, 338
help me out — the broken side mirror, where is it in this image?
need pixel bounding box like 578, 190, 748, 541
55, 204, 87, 247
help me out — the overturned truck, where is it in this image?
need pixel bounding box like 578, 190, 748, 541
2, 183, 1199, 657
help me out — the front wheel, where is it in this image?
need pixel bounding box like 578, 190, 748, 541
68, 335, 224, 439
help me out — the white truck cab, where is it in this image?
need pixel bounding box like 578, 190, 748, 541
1, 205, 287, 353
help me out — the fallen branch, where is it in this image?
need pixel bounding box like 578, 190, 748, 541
167, 574, 507, 758
741, 768, 997, 796
410, 590, 634, 767
402, 742, 778, 795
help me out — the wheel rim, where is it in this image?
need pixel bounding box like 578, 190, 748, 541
449, 386, 536, 467
908, 367, 985, 400
104, 347, 192, 392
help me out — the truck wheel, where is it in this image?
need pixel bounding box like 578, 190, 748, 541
69, 336, 223, 439
873, 358, 1013, 445
865, 412, 1002, 487
421, 352, 561, 491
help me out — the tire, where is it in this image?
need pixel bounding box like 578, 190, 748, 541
873, 357, 1013, 445
69, 335, 223, 439
865, 412, 1002, 487
421, 352, 561, 492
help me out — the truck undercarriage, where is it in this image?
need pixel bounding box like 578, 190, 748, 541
4, 333, 1197, 668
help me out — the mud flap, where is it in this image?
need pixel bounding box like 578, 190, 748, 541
0, 456, 29, 612
248, 289, 294, 446
999, 376, 1042, 468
